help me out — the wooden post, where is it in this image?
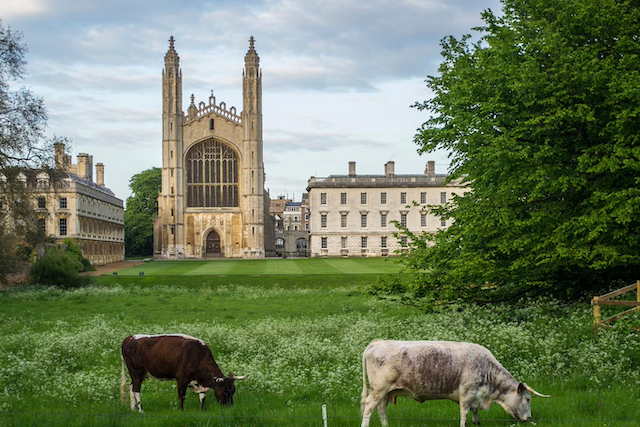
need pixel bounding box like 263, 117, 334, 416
593, 296, 601, 325
637, 280, 640, 312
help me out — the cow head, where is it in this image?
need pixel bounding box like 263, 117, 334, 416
212, 372, 249, 406
500, 383, 550, 422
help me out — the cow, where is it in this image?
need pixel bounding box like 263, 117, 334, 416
120, 334, 248, 412
361, 340, 549, 427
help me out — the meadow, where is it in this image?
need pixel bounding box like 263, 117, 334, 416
0, 259, 639, 426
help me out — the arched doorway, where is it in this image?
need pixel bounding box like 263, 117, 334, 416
205, 230, 222, 257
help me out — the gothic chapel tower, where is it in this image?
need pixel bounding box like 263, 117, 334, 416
154, 37, 273, 259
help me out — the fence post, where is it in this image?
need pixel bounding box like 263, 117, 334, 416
322, 404, 328, 427
637, 280, 640, 311
593, 296, 601, 326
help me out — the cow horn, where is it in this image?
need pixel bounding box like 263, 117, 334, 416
524, 384, 550, 398
232, 374, 249, 381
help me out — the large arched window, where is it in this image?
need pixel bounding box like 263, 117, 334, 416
186, 139, 239, 207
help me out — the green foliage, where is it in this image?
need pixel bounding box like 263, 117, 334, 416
28, 248, 91, 288
405, 0, 640, 305
124, 167, 161, 257
63, 238, 95, 272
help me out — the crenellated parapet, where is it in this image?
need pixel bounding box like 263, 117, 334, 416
185, 92, 241, 125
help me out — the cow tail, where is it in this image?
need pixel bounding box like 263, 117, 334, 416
120, 350, 127, 403
361, 349, 369, 414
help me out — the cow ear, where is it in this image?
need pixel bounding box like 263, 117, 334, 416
227, 371, 234, 378
518, 383, 525, 393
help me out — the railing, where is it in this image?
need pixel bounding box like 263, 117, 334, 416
592, 280, 640, 325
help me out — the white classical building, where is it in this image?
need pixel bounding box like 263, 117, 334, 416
0, 142, 125, 266
306, 161, 464, 257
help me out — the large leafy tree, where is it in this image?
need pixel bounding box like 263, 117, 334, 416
0, 20, 51, 282
398, 0, 640, 304
124, 167, 161, 257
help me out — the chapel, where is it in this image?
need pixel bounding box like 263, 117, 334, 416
153, 36, 274, 259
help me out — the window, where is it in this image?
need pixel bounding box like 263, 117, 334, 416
320, 193, 327, 205
420, 192, 427, 204
421, 213, 427, 227
186, 139, 239, 207
305, 223, 309, 231
361, 236, 368, 248
38, 218, 46, 233
441, 192, 447, 204
400, 236, 408, 247
360, 192, 367, 204
294, 216, 299, 222
275, 237, 285, 249
400, 192, 407, 204
321, 237, 328, 249
381, 213, 387, 228
59, 197, 67, 209
59, 218, 67, 236
360, 213, 367, 228
37, 197, 46, 209
209, 118, 215, 130
380, 192, 387, 204
340, 193, 347, 205
321, 214, 327, 228
441, 218, 447, 227
294, 225, 299, 231
341, 213, 347, 228
381, 236, 387, 248
400, 213, 407, 227
341, 237, 347, 249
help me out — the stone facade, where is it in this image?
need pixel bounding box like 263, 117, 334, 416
0, 142, 125, 266
306, 161, 464, 257
154, 36, 274, 259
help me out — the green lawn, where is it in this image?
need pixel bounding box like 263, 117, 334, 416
114, 257, 404, 276
0, 267, 639, 426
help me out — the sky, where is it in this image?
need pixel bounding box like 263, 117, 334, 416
0, 0, 502, 203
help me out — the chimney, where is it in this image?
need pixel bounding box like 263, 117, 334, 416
96, 163, 105, 186
54, 142, 66, 170
384, 161, 395, 177
348, 161, 356, 177
77, 153, 94, 181
425, 160, 435, 176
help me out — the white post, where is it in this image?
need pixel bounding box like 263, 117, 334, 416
322, 403, 328, 427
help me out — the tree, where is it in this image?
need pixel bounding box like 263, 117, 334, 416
396, 0, 640, 305
124, 167, 161, 257
0, 20, 51, 282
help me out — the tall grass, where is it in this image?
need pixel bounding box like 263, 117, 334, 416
0, 278, 639, 426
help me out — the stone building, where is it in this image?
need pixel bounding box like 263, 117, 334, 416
0, 142, 125, 266
306, 160, 464, 257
154, 36, 274, 259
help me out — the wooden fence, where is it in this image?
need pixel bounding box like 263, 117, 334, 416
592, 280, 640, 325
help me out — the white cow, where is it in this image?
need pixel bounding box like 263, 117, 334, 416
361, 340, 549, 427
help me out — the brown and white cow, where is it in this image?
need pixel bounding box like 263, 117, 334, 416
120, 334, 248, 411
361, 340, 549, 427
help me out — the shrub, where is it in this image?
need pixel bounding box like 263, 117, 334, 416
29, 248, 91, 288
63, 239, 96, 272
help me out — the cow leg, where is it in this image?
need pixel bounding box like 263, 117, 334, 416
129, 383, 143, 412
377, 398, 390, 427
361, 390, 385, 427
199, 392, 206, 410
472, 408, 480, 425
177, 381, 188, 410
458, 402, 471, 427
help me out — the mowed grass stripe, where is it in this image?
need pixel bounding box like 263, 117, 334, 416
114, 257, 403, 276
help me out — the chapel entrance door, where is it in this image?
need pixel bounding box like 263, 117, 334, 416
205, 230, 222, 257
